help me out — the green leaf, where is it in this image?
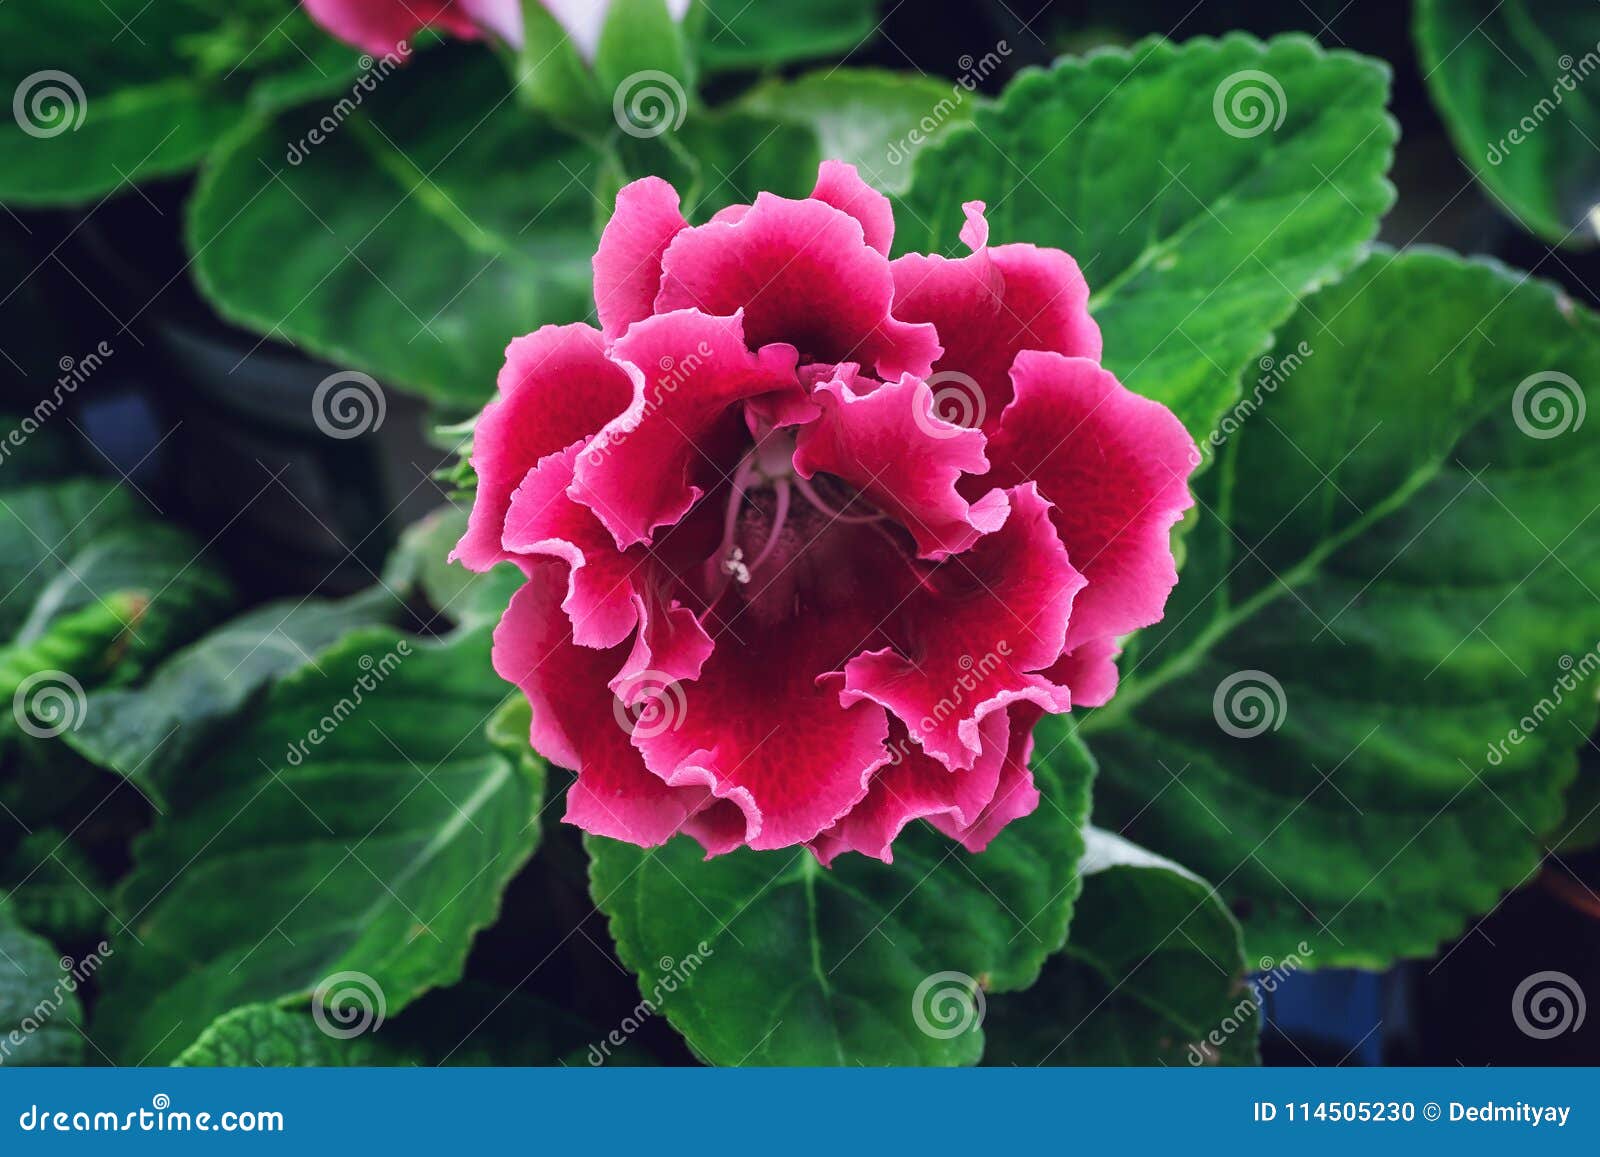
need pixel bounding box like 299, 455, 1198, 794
984, 828, 1257, 1066
1416, 0, 1600, 248
1083, 248, 1600, 966
737, 68, 981, 196
693, 0, 878, 72
64, 592, 397, 807
0, 903, 84, 1065
0, 830, 111, 945
383, 507, 519, 631
188, 46, 601, 406
896, 33, 1396, 441
0, 0, 361, 205
588, 732, 1094, 1065
93, 626, 545, 1063
173, 1002, 401, 1067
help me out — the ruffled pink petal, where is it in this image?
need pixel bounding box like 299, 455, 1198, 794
979, 351, 1197, 648
494, 569, 732, 853
572, 310, 800, 548
792, 372, 1008, 559
1046, 636, 1122, 709
809, 712, 1008, 866
594, 178, 688, 343
655, 193, 941, 381
928, 704, 1043, 852
841, 483, 1083, 772
809, 160, 894, 256
890, 201, 1100, 431
453, 324, 634, 573
632, 621, 893, 851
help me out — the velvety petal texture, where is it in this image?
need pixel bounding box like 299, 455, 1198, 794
458, 161, 1197, 861
302, 0, 523, 54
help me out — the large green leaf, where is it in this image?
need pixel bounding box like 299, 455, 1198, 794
173, 1002, 399, 1067
188, 46, 600, 406
896, 34, 1396, 440
1083, 248, 1600, 966
65, 592, 396, 806
983, 828, 1257, 1066
693, 0, 878, 72
0, 0, 359, 205
588, 733, 1095, 1065
0, 902, 84, 1065
1416, 0, 1600, 248
93, 627, 545, 1063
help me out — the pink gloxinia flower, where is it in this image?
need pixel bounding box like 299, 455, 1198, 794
457, 161, 1198, 863
301, 0, 692, 57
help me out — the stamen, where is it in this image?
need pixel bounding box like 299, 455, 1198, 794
745, 477, 792, 574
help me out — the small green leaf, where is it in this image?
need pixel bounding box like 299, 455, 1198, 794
897, 33, 1396, 441
693, 0, 879, 72
984, 828, 1258, 1066
1417, 0, 1600, 248
737, 69, 981, 196
188, 46, 601, 406
1084, 248, 1600, 966
94, 627, 545, 1063
588, 733, 1094, 1065
383, 507, 519, 631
